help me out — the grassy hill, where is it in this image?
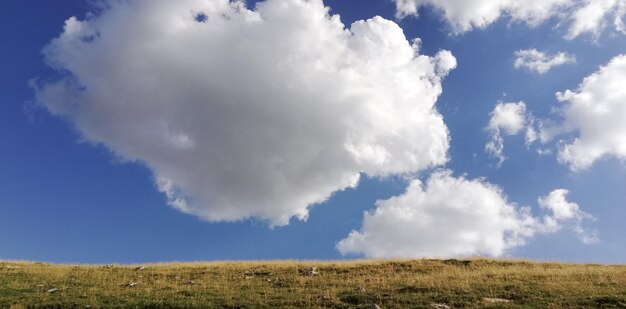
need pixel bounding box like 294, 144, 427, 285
2, 259, 625, 308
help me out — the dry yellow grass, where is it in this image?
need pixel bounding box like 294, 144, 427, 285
1, 259, 625, 308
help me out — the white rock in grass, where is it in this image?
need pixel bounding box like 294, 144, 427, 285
306, 267, 319, 276
484, 297, 511, 303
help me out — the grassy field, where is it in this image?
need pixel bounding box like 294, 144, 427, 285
1, 259, 626, 308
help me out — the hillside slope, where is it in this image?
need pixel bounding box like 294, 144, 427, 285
2, 259, 626, 308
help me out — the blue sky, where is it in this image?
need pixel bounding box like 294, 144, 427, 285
1, 0, 626, 263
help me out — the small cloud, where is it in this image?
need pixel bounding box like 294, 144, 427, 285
514, 49, 576, 74
337, 171, 597, 258
485, 102, 536, 166
393, 0, 570, 34
337, 170, 537, 258
538, 189, 598, 243
537, 148, 553, 156
566, 0, 626, 39
394, 0, 626, 39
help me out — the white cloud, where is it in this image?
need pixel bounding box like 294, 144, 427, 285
337, 170, 537, 258
567, 0, 626, 39
337, 171, 596, 258
394, 0, 571, 33
550, 54, 626, 170
33, 0, 455, 226
485, 102, 536, 166
394, 0, 626, 38
514, 49, 576, 74
538, 189, 597, 244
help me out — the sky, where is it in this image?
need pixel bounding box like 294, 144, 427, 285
1, 0, 626, 264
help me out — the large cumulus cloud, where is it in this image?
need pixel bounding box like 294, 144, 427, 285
34, 0, 455, 226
